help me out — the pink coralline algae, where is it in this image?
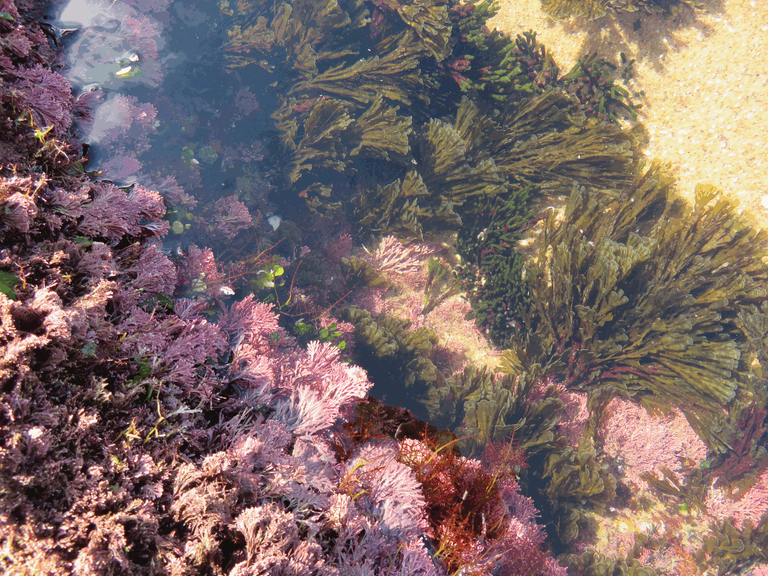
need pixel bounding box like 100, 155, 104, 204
0, 189, 38, 233
599, 397, 708, 490
219, 294, 282, 345
7, 65, 73, 134
75, 183, 170, 242
85, 94, 159, 181
123, 14, 162, 60
176, 244, 231, 298
87, 94, 157, 151
117, 304, 228, 401
271, 340, 371, 435
170, 419, 438, 576
204, 194, 254, 240
705, 469, 768, 530
0, 280, 116, 386
344, 439, 429, 536
98, 152, 143, 180
145, 174, 198, 210
124, 244, 178, 295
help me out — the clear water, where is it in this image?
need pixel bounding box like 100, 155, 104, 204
50, 1, 768, 573
56, 0, 277, 230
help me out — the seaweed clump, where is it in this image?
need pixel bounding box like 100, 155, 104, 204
445, 10, 638, 122
446, 4, 561, 105
565, 536, 663, 575
423, 362, 620, 546
219, 0, 639, 240
456, 184, 536, 346
425, 365, 564, 456
695, 515, 768, 575
541, 0, 703, 20
505, 163, 768, 454
342, 305, 441, 412
352, 97, 509, 239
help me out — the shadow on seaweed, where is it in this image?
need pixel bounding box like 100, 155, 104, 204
564, 0, 725, 74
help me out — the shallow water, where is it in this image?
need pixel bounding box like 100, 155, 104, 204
50, 1, 768, 573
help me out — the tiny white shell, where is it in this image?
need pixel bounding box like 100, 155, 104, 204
267, 215, 282, 231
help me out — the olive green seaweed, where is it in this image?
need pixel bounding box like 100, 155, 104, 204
284, 98, 352, 185
340, 256, 388, 288
377, 0, 452, 61
504, 163, 768, 453
342, 306, 441, 405
541, 0, 703, 20
278, 92, 415, 186
696, 514, 768, 576
736, 301, 768, 375
565, 537, 662, 576
489, 90, 636, 192
346, 95, 413, 160
421, 256, 460, 315
541, 437, 617, 543
222, 0, 641, 235
353, 171, 438, 239
291, 30, 427, 106
352, 98, 509, 239
639, 465, 709, 511
561, 52, 640, 121
221, 0, 369, 73
418, 107, 507, 201
433, 365, 565, 457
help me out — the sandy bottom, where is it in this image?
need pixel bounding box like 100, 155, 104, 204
488, 0, 768, 225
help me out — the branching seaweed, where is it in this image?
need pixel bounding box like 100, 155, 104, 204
456, 183, 536, 345
342, 305, 441, 413
505, 163, 768, 453
489, 90, 636, 192
541, 0, 703, 20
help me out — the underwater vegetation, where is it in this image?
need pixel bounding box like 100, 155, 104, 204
540, 0, 704, 20
215, 0, 768, 563
504, 163, 768, 454
4, 0, 768, 573
342, 304, 442, 410
219, 0, 639, 239
455, 183, 536, 346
